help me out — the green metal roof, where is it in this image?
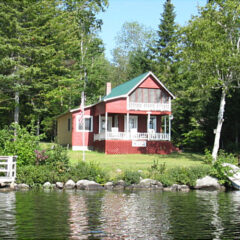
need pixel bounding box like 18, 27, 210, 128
103, 72, 149, 101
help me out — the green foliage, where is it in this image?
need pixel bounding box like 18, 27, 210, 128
148, 159, 211, 187
68, 161, 108, 184
45, 145, 69, 173
16, 161, 109, 186
121, 170, 141, 186
0, 123, 43, 166
206, 150, 237, 185
16, 165, 57, 186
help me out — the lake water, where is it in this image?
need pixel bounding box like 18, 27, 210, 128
1, 189, 240, 239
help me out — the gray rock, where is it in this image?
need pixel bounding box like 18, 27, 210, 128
65, 179, 76, 189
139, 179, 163, 189
116, 180, 125, 186
171, 184, 181, 191
113, 180, 126, 190
56, 182, 64, 189
17, 183, 30, 189
179, 185, 190, 192
104, 182, 113, 190
43, 182, 51, 189
76, 180, 103, 190
195, 176, 221, 190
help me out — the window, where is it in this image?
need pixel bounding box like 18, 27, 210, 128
76, 115, 93, 132
67, 118, 71, 132
100, 116, 112, 132
149, 116, 157, 132
124, 115, 138, 132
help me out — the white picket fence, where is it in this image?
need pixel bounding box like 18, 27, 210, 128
0, 156, 17, 184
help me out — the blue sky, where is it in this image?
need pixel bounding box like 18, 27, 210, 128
98, 0, 206, 60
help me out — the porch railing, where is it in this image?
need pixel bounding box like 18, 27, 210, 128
128, 102, 171, 111
94, 131, 170, 141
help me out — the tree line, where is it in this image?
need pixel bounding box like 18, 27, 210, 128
0, 0, 239, 158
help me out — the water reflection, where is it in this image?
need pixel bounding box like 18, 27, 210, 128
0, 191, 16, 239
1, 189, 240, 239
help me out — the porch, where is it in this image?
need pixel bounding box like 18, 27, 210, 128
94, 131, 170, 141
94, 113, 172, 141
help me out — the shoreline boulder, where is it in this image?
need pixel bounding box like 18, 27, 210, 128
195, 176, 221, 190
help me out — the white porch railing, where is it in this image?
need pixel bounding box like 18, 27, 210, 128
128, 102, 171, 111
94, 132, 170, 141
0, 156, 17, 184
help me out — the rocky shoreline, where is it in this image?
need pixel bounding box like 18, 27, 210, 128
0, 176, 227, 192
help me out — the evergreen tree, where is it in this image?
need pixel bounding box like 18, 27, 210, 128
153, 0, 179, 89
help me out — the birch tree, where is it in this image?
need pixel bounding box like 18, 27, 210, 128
182, 0, 240, 161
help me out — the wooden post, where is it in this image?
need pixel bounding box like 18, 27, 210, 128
169, 115, 171, 141
147, 112, 151, 140
105, 112, 108, 140
164, 116, 167, 134
127, 113, 129, 139
99, 115, 101, 133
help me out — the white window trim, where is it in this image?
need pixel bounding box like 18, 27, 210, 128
76, 115, 93, 132
149, 116, 157, 132
100, 116, 112, 132
124, 115, 138, 132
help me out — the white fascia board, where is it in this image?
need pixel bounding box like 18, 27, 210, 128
70, 103, 97, 113
103, 95, 128, 102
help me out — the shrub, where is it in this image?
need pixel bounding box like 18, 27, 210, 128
209, 150, 237, 185
16, 165, 57, 186
68, 161, 109, 184
0, 123, 43, 166
121, 170, 141, 186
45, 144, 69, 174
150, 165, 211, 187
16, 161, 109, 186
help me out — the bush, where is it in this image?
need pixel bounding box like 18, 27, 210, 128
209, 150, 237, 185
121, 170, 141, 186
16, 161, 109, 186
149, 163, 211, 187
68, 161, 109, 184
0, 123, 43, 166
16, 165, 57, 186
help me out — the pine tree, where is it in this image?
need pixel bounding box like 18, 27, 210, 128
153, 0, 178, 88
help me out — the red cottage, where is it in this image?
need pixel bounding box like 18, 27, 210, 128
57, 72, 177, 154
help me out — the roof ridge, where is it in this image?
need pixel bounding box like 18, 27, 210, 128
103, 72, 150, 101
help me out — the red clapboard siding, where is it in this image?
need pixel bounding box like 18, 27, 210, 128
93, 140, 177, 154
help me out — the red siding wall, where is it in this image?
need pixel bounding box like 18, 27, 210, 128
138, 115, 147, 132
93, 140, 177, 154
106, 98, 127, 113
138, 75, 160, 89
72, 108, 94, 147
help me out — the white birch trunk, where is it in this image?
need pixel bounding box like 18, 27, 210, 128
14, 90, 19, 138
212, 88, 226, 162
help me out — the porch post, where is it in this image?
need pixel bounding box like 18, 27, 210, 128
164, 116, 167, 134
169, 115, 171, 141
99, 115, 101, 133
105, 112, 108, 140
147, 112, 151, 140
127, 113, 129, 139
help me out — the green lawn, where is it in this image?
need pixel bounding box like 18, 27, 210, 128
40, 142, 205, 177
69, 150, 205, 176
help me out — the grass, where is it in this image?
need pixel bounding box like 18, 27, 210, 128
69, 150, 204, 177
39, 142, 205, 178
